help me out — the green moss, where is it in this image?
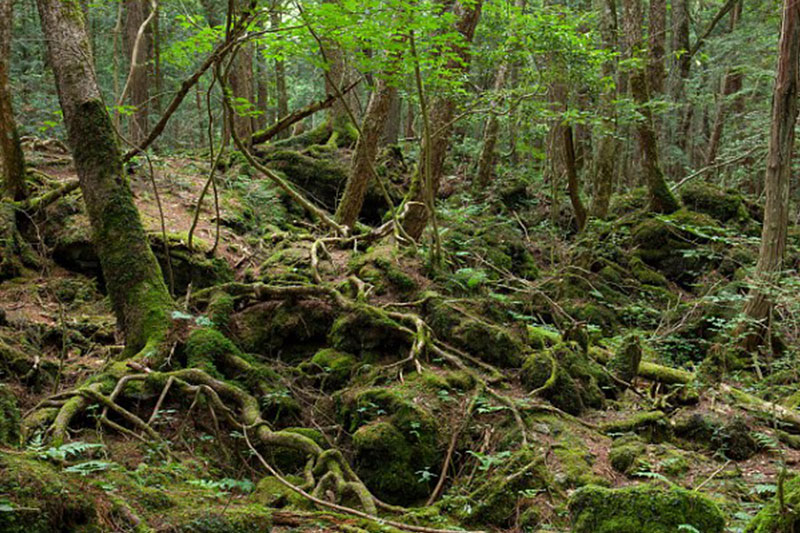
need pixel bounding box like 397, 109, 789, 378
601, 411, 670, 442
609, 334, 642, 385
207, 292, 235, 333
0, 453, 100, 533
609, 435, 646, 474
569, 484, 725, 533
680, 182, 750, 223
553, 439, 607, 488
629, 256, 668, 286
303, 348, 356, 390
0, 385, 20, 447
526, 325, 562, 349
255, 475, 311, 509
521, 343, 612, 415
349, 245, 419, 296
672, 412, 721, 447
328, 305, 407, 359
746, 476, 800, 532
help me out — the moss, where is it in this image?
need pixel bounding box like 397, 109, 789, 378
254, 475, 311, 509
266, 428, 327, 475
171, 507, 272, 533
552, 440, 607, 488
566, 302, 619, 336
672, 412, 722, 447
712, 416, 758, 461
601, 411, 670, 442
680, 182, 750, 224
303, 348, 356, 390
746, 476, 800, 532
609, 435, 646, 474
521, 342, 612, 415
232, 299, 334, 361
0, 385, 20, 447
328, 305, 407, 359
0, 453, 100, 533
526, 325, 562, 349
629, 256, 668, 286
352, 421, 433, 505
609, 334, 642, 386
349, 245, 419, 296
569, 483, 725, 533
206, 292, 235, 333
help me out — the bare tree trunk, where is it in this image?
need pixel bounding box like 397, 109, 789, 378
564, 124, 587, 230
705, 0, 743, 167
404, 100, 415, 138
124, 0, 152, 146
335, 78, 396, 228
621, 0, 680, 213
271, 3, 289, 139
475, 62, 509, 187
0, 0, 26, 201
36, 0, 172, 353
589, 0, 618, 219
381, 92, 401, 145
647, 0, 666, 96
229, 44, 255, 145
739, 0, 800, 349
402, 0, 483, 240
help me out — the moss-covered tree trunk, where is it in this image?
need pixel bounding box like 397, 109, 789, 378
402, 0, 483, 240
621, 0, 680, 214
336, 78, 396, 228
36, 0, 172, 354
739, 0, 800, 348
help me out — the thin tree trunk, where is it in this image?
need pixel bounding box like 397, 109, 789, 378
739, 0, 800, 349
404, 100, 415, 138
475, 62, 509, 187
336, 78, 396, 228
564, 124, 587, 230
647, 0, 666, 96
402, 0, 483, 240
589, 0, 618, 219
381, 92, 401, 145
705, 0, 743, 167
36, 0, 172, 353
124, 0, 152, 146
622, 0, 680, 213
271, 3, 289, 139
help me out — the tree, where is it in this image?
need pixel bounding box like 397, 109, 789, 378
738, 0, 800, 349
402, 0, 483, 240
36, 0, 172, 354
621, 0, 680, 213
123, 0, 153, 146
271, 1, 289, 138
336, 77, 396, 228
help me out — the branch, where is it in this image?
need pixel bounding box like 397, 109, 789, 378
250, 80, 360, 145
688, 0, 737, 59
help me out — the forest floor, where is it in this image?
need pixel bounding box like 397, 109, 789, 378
1, 139, 799, 533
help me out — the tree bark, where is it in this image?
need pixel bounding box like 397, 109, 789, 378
475, 62, 509, 187
739, 0, 800, 348
36, 0, 172, 354
271, 3, 289, 139
647, 0, 666, 96
402, 0, 483, 240
589, 0, 618, 219
0, 0, 26, 201
381, 92, 401, 145
335, 78, 396, 228
621, 0, 680, 213
123, 0, 152, 146
564, 124, 587, 230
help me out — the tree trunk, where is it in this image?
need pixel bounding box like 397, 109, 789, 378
739, 0, 800, 348
402, 0, 483, 240
404, 100, 415, 138
705, 0, 743, 167
335, 78, 396, 228
271, 4, 289, 139
229, 43, 255, 145
589, 0, 618, 219
123, 0, 152, 147
475, 62, 509, 187
564, 124, 587, 230
381, 92, 401, 145
36, 0, 172, 354
0, 0, 26, 201
621, 0, 680, 213
647, 0, 666, 96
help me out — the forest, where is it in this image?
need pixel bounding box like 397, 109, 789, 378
1, 0, 800, 531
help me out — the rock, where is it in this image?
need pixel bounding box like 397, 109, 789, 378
609, 334, 642, 386
714, 416, 758, 461
569, 484, 725, 533
609, 435, 646, 474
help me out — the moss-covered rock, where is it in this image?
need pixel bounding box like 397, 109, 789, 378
328, 305, 408, 360
609, 334, 642, 386
526, 325, 562, 349
302, 348, 356, 390
0, 385, 20, 447
601, 411, 671, 442
679, 182, 750, 224
609, 435, 646, 474
569, 483, 725, 533
255, 475, 311, 509
672, 412, 722, 448
349, 245, 419, 296
0, 453, 100, 533
521, 342, 612, 415
713, 416, 758, 461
